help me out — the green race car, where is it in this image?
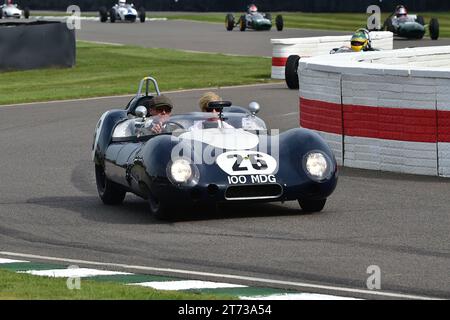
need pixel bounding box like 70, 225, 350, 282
383, 5, 439, 40
225, 4, 283, 32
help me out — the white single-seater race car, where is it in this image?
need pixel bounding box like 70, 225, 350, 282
99, 0, 145, 23
0, 0, 30, 19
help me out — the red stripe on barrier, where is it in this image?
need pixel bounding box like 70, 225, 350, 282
299, 97, 446, 143
272, 57, 287, 67
300, 97, 343, 134
438, 111, 450, 143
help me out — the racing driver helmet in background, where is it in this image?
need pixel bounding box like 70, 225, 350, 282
350, 29, 370, 52
248, 4, 258, 14
395, 5, 408, 17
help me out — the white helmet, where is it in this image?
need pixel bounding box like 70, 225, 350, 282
248, 4, 258, 14
118, 0, 126, 6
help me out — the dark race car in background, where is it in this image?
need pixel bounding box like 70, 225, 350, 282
381, 5, 439, 40
92, 76, 338, 220
225, 4, 283, 32
99, 0, 145, 23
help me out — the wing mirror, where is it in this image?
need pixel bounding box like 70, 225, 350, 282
135, 106, 148, 118
248, 102, 260, 116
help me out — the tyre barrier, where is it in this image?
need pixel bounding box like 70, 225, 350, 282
0, 20, 75, 71
298, 45, 450, 177
271, 31, 393, 80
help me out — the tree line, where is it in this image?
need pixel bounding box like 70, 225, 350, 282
15, 0, 450, 12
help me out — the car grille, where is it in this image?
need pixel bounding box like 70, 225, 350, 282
225, 184, 283, 201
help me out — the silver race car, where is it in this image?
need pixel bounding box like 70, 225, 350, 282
99, 0, 145, 23
0, 0, 30, 19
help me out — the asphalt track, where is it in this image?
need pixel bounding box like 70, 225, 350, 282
1, 20, 449, 299
75, 19, 450, 56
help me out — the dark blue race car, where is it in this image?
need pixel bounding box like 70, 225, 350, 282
92, 76, 338, 219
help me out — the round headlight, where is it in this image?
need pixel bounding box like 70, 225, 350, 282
305, 152, 329, 181
170, 159, 193, 183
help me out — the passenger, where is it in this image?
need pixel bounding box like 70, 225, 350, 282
191, 92, 233, 130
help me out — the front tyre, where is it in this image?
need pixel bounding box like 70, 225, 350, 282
139, 7, 146, 23
99, 6, 108, 22
285, 55, 300, 89
95, 165, 126, 205
276, 15, 283, 31
298, 199, 326, 213
429, 18, 439, 40
148, 191, 176, 220
24, 7, 30, 19
225, 13, 234, 31
109, 8, 116, 23
239, 15, 246, 31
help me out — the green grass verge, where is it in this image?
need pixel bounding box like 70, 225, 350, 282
167, 12, 450, 38
0, 41, 271, 105
0, 269, 234, 300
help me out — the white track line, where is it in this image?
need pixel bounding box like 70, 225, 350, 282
130, 280, 246, 291
242, 293, 360, 300
20, 268, 131, 278
0, 251, 441, 300
0, 258, 28, 264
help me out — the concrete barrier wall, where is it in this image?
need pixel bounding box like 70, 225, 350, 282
271, 31, 393, 79
298, 45, 450, 177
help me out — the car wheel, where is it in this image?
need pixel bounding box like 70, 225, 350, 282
239, 15, 246, 31
109, 8, 116, 23
99, 6, 108, 22
298, 199, 327, 213
285, 55, 300, 90
139, 7, 146, 23
0, 9, 3, 19
384, 17, 394, 32
95, 165, 126, 205
429, 18, 439, 40
225, 13, 234, 31
147, 191, 175, 220
416, 15, 425, 26
275, 15, 283, 31
24, 7, 30, 19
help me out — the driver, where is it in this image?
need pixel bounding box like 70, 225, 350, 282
118, 0, 126, 6
395, 5, 408, 18
247, 4, 258, 14
143, 94, 174, 134
350, 29, 374, 52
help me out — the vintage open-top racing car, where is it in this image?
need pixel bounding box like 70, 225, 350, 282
382, 5, 439, 40
0, 0, 30, 19
99, 0, 145, 23
225, 4, 283, 31
92, 77, 338, 219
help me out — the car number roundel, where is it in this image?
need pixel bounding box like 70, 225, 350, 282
216, 151, 277, 176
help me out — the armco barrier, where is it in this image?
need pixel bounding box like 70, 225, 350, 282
298, 46, 450, 177
271, 31, 393, 79
0, 20, 75, 71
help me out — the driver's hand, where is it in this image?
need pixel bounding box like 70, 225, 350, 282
151, 122, 163, 134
